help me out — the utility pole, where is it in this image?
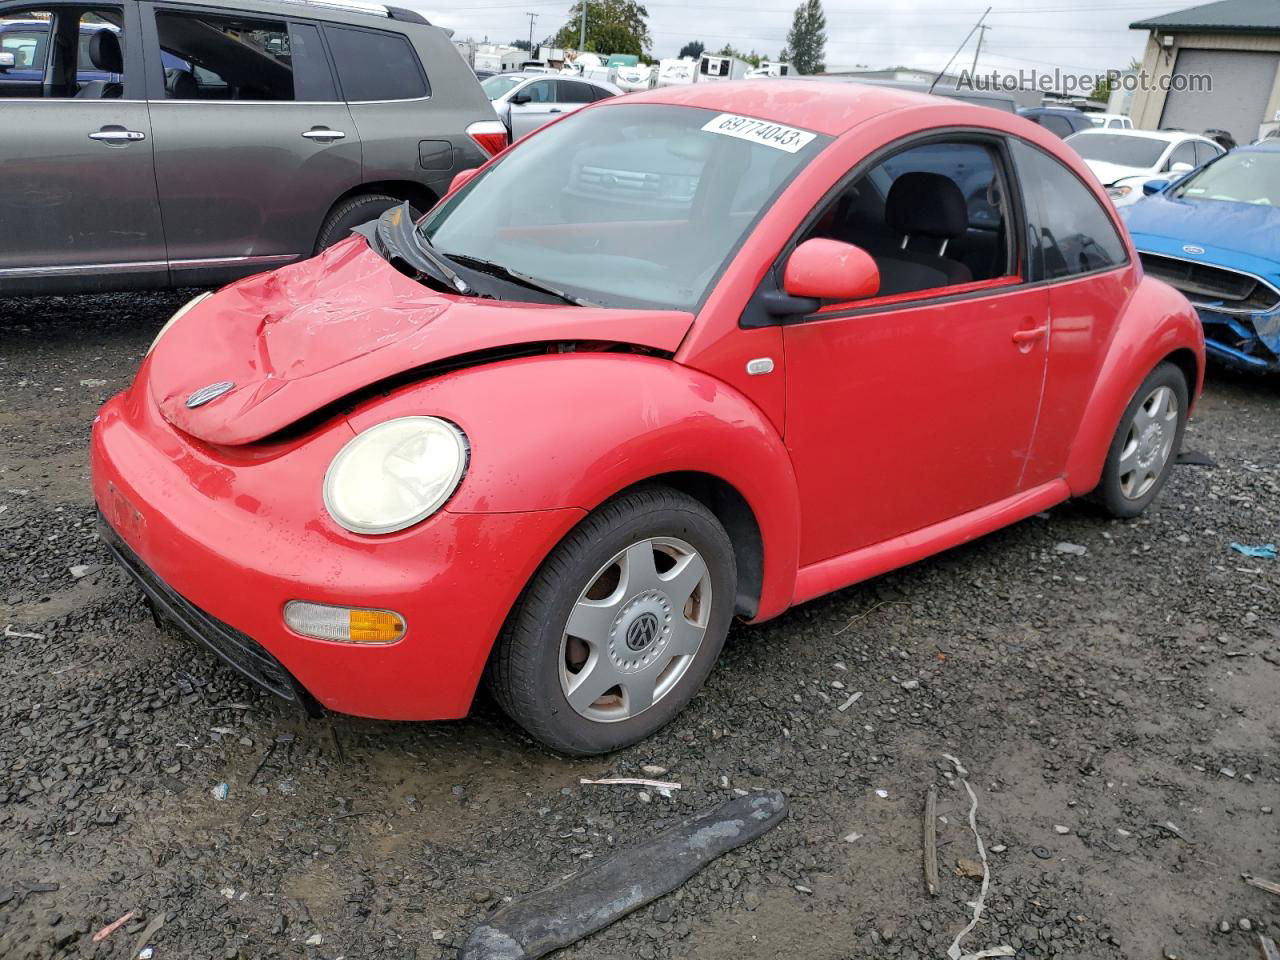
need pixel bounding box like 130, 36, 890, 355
526, 12, 538, 57
969, 24, 989, 77
579, 1, 587, 52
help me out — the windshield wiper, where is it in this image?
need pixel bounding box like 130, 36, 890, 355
373, 202, 474, 295
444, 254, 599, 307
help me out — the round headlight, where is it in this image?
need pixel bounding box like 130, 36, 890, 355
324, 417, 467, 534
147, 291, 212, 356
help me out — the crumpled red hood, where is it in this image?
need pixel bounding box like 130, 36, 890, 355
148, 237, 695, 445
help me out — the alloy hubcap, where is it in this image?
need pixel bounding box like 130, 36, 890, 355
559, 537, 712, 723
1118, 385, 1178, 500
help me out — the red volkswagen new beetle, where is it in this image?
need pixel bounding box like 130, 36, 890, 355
93, 81, 1204, 754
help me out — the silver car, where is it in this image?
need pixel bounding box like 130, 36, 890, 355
482, 72, 620, 141
0, 0, 507, 296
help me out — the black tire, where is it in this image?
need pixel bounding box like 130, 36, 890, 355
487, 485, 737, 756
314, 193, 405, 253
1091, 361, 1189, 518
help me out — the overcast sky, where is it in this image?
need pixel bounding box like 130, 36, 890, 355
422, 0, 1175, 77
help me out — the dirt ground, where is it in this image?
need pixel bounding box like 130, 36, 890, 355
1, 291, 1277, 960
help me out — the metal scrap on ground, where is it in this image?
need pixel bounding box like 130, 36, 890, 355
458, 791, 787, 960
1243, 874, 1280, 898
578, 777, 681, 797
924, 784, 939, 896
940, 754, 1014, 960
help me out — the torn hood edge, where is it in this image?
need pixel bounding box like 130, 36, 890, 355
148, 236, 696, 446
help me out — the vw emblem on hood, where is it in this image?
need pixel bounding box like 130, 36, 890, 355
185, 380, 235, 409
1182, 244, 1205, 255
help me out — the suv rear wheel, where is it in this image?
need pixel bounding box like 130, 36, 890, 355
315, 193, 406, 252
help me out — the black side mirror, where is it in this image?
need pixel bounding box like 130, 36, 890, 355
509, 92, 530, 105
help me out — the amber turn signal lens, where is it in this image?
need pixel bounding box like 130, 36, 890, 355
284, 601, 406, 644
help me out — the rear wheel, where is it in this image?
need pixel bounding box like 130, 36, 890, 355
1092, 362, 1188, 518
314, 193, 405, 253
487, 485, 736, 755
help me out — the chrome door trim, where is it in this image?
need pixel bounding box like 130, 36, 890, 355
0, 260, 166, 278
0, 254, 301, 278
169, 254, 301, 268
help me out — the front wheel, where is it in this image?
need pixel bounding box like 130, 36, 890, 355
486, 485, 737, 756
1092, 362, 1189, 518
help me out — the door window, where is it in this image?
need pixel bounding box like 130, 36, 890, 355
289, 22, 335, 101
557, 79, 593, 103
2, 20, 48, 69
155, 11, 293, 100
801, 138, 1017, 301
520, 78, 556, 103
1010, 139, 1126, 280
1039, 114, 1073, 138
323, 24, 427, 101
1165, 140, 1197, 171
1193, 140, 1221, 166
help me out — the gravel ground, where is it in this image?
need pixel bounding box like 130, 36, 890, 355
1, 292, 1278, 960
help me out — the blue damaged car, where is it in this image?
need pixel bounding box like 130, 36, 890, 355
1122, 141, 1280, 372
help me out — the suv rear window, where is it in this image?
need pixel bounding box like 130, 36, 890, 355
323, 24, 427, 101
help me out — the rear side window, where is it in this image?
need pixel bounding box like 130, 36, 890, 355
1012, 139, 1127, 280
1038, 114, 1073, 138
557, 79, 592, 103
155, 11, 293, 100
289, 22, 335, 101
324, 24, 427, 101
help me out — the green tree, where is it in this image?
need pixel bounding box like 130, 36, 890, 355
511, 38, 532, 52
677, 40, 704, 59
784, 0, 826, 75
554, 0, 652, 56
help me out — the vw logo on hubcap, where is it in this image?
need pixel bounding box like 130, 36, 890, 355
185, 380, 235, 409
625, 612, 660, 652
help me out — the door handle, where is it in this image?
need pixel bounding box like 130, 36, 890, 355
1012, 325, 1048, 344
302, 128, 346, 141
548, 108, 562, 114
88, 127, 145, 143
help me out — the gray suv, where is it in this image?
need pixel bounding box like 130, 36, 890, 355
0, 0, 507, 295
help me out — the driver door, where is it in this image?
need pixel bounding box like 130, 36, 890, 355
781, 135, 1050, 566
508, 77, 560, 140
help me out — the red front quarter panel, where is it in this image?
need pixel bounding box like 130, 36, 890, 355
91, 372, 584, 720
343, 353, 802, 620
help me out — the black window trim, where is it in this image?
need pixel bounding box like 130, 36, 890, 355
321, 19, 428, 103
741, 127, 1034, 328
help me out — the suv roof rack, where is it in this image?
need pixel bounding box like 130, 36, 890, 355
268, 0, 392, 18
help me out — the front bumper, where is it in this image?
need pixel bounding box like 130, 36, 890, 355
1197, 307, 1280, 371
91, 386, 583, 721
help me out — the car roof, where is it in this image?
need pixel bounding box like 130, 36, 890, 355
503, 71, 614, 88
1068, 127, 1208, 144
1237, 140, 1280, 153
621, 78, 1001, 137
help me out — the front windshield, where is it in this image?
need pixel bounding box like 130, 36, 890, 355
420, 104, 829, 311
1173, 149, 1280, 205
1069, 133, 1166, 167
481, 74, 524, 100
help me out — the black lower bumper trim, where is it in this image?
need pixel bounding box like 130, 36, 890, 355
98, 514, 322, 715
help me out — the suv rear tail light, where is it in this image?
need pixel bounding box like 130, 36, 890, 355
466, 120, 509, 158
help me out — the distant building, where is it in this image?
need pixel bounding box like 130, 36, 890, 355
1129, 0, 1280, 143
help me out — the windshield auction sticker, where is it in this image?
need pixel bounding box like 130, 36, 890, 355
701, 113, 817, 153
